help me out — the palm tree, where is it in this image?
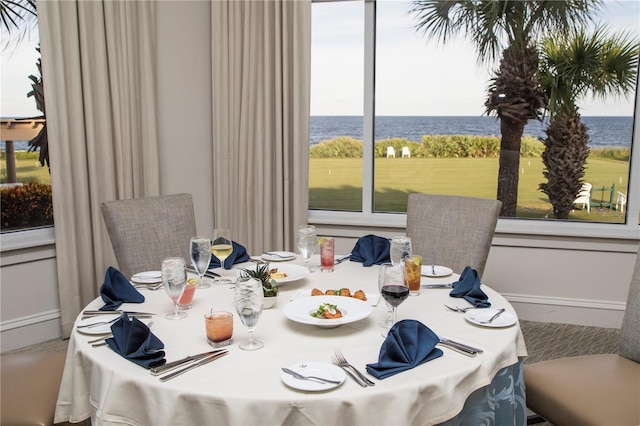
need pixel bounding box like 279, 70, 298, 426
538, 26, 638, 219
1, 0, 36, 51
410, 0, 601, 216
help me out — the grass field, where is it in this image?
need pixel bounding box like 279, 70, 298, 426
309, 156, 629, 223
2, 153, 629, 223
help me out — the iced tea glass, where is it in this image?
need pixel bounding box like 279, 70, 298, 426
404, 255, 422, 296
204, 311, 233, 347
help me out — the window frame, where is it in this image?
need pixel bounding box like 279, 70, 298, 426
308, 0, 640, 241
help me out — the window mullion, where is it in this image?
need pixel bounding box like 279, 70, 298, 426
362, 0, 375, 215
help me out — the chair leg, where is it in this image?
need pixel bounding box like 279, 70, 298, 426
527, 414, 547, 425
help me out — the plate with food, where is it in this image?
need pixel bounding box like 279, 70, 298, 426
238, 263, 309, 284
292, 288, 380, 307
261, 251, 297, 262
283, 296, 373, 328
421, 265, 453, 278
281, 361, 346, 391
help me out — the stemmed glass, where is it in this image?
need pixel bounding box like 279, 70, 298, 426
190, 236, 212, 289
234, 277, 264, 350
378, 262, 394, 329
390, 236, 412, 265
211, 228, 234, 284
297, 225, 317, 271
161, 257, 188, 320
379, 263, 409, 336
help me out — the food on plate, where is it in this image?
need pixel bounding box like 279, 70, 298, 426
311, 288, 367, 301
269, 268, 288, 279
310, 303, 343, 319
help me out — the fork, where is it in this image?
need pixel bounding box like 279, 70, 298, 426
444, 305, 475, 313
263, 252, 289, 258
77, 316, 120, 329
333, 349, 375, 386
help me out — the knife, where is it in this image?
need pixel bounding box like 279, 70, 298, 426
186, 266, 221, 278
334, 255, 351, 265
159, 351, 229, 382
438, 337, 483, 357
82, 310, 156, 316
281, 367, 342, 384
150, 349, 226, 376
421, 283, 453, 289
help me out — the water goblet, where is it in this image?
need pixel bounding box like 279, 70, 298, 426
234, 277, 264, 350
379, 263, 409, 336
161, 257, 188, 320
390, 236, 412, 265
211, 228, 234, 284
297, 225, 317, 271
190, 236, 212, 290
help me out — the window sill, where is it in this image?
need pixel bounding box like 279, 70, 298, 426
0, 227, 56, 253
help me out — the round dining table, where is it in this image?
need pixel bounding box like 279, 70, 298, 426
55, 255, 528, 426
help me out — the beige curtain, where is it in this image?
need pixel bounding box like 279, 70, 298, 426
38, 1, 160, 337
211, 0, 311, 254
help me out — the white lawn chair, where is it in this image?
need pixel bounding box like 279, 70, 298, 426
401, 146, 411, 158
386, 146, 395, 158
616, 191, 627, 213
573, 183, 592, 213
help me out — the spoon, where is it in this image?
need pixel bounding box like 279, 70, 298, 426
281, 367, 341, 384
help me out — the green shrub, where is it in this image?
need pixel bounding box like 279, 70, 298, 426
1, 182, 54, 231
589, 147, 630, 162
310, 136, 363, 158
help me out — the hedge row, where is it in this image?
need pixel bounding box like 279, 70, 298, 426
1, 182, 54, 230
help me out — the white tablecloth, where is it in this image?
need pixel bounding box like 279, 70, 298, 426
55, 255, 527, 425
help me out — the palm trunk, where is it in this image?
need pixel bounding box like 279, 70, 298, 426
497, 116, 524, 217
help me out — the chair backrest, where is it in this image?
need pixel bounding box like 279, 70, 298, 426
619, 248, 640, 363
101, 193, 197, 278
386, 146, 395, 157
402, 146, 410, 157
406, 194, 502, 278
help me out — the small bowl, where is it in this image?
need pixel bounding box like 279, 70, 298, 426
263, 296, 278, 309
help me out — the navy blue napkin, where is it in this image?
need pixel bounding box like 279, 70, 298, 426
366, 320, 443, 379
209, 241, 251, 269
105, 313, 166, 369
350, 234, 391, 266
99, 266, 145, 311
449, 266, 491, 308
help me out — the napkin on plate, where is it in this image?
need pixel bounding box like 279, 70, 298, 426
209, 241, 251, 269
105, 313, 166, 369
99, 266, 145, 311
350, 234, 391, 267
366, 320, 443, 380
449, 266, 491, 308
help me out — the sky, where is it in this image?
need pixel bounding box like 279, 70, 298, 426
1, 1, 638, 118
311, 0, 640, 117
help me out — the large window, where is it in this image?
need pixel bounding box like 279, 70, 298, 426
309, 0, 639, 235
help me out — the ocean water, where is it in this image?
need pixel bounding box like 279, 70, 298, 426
309, 116, 634, 148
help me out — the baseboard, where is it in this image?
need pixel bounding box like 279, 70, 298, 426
504, 293, 626, 328
0, 309, 63, 353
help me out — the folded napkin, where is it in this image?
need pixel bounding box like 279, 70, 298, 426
99, 266, 145, 311
449, 266, 491, 308
209, 241, 251, 269
366, 320, 443, 380
105, 313, 166, 369
350, 234, 391, 266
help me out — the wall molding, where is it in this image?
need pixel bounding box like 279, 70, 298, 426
0, 309, 63, 353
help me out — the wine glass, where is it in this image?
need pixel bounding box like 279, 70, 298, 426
379, 263, 409, 336
234, 277, 264, 350
390, 236, 412, 265
161, 257, 188, 320
211, 228, 234, 284
378, 262, 394, 329
297, 225, 317, 271
190, 236, 212, 289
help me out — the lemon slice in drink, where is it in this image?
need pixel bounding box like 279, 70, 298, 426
317, 237, 329, 245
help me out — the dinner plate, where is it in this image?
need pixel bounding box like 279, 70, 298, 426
130, 271, 162, 284
291, 289, 380, 307
281, 362, 346, 391
464, 308, 517, 328
76, 316, 153, 335
261, 251, 297, 262
283, 296, 373, 328
238, 263, 310, 284
421, 265, 453, 278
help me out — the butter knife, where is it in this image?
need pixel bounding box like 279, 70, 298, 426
421, 283, 453, 289
82, 310, 156, 316
150, 349, 226, 375
159, 351, 228, 382
281, 368, 342, 385
438, 337, 483, 357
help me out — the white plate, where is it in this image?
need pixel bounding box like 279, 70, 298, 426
421, 265, 453, 277
261, 251, 297, 262
283, 296, 373, 328
291, 289, 380, 307
464, 308, 517, 328
76, 316, 153, 335
237, 263, 310, 284
130, 271, 162, 284
281, 362, 346, 391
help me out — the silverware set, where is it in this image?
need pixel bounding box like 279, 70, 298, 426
331, 349, 375, 387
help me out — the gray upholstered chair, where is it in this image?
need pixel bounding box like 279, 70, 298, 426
1, 352, 67, 425
524, 248, 640, 426
101, 193, 197, 278
405, 194, 501, 278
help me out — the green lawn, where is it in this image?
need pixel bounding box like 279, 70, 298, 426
0, 154, 50, 184
310, 156, 629, 223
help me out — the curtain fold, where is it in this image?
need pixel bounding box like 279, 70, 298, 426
211, 0, 311, 253
38, 1, 160, 337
